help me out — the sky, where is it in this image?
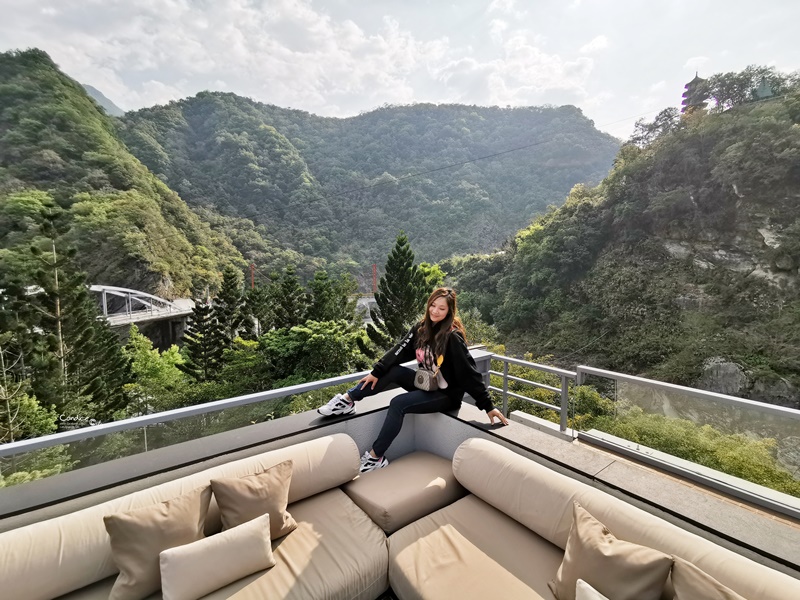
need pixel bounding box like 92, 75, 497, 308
2, 0, 798, 139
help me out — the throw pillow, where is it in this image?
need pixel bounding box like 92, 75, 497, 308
210, 459, 297, 539
160, 513, 276, 600
671, 556, 746, 600
576, 579, 610, 600
104, 485, 212, 600
548, 502, 673, 600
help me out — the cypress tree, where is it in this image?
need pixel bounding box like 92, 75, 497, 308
272, 266, 308, 329
244, 282, 274, 338
367, 232, 428, 347
215, 266, 247, 347
178, 299, 224, 382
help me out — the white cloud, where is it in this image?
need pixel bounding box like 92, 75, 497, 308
684, 56, 710, 71
579, 35, 608, 54
433, 32, 595, 107
487, 0, 526, 18
488, 0, 514, 13
488, 19, 508, 44
0, 0, 457, 115
649, 80, 666, 92
583, 91, 614, 108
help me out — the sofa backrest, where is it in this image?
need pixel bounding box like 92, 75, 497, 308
0, 433, 359, 600
453, 437, 800, 600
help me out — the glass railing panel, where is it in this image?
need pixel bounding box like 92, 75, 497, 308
573, 369, 800, 499
0, 379, 354, 489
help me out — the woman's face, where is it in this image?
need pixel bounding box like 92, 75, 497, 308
428, 296, 450, 323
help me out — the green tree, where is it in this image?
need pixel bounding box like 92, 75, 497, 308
272, 266, 308, 329
628, 108, 681, 148
244, 282, 275, 337
368, 232, 428, 346
215, 266, 247, 347
260, 320, 370, 383
0, 333, 57, 443
122, 325, 185, 414
178, 300, 224, 382
307, 270, 358, 323
418, 262, 446, 292
15, 208, 130, 420
703, 65, 798, 112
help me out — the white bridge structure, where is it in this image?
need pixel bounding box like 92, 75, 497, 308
89, 285, 194, 328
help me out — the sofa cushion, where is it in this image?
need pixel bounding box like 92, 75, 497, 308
342, 451, 467, 533
160, 513, 276, 600
220, 488, 388, 600
58, 489, 386, 600
211, 459, 297, 538
452, 438, 800, 600
104, 485, 212, 600
0, 433, 359, 600
548, 503, 672, 600
575, 580, 609, 600
388, 494, 562, 599
671, 556, 746, 600
452, 437, 577, 548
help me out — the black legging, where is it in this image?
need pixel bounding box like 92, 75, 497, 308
347, 365, 460, 456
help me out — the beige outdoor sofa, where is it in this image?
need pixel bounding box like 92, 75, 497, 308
0, 432, 797, 600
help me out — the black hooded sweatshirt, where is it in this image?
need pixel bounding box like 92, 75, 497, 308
369, 323, 495, 413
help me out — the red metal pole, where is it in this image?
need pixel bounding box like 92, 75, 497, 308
249, 263, 255, 289
372, 263, 377, 293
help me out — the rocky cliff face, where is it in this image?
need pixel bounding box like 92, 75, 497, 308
662, 201, 799, 291
697, 357, 798, 409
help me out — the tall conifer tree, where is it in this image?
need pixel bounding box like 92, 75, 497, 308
244, 282, 275, 337
367, 232, 428, 347
18, 209, 130, 420
178, 300, 224, 382
272, 266, 308, 329
215, 266, 247, 347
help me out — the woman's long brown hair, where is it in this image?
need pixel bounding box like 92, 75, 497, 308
416, 287, 467, 359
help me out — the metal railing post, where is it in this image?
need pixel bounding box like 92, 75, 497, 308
502, 361, 509, 416
559, 376, 569, 432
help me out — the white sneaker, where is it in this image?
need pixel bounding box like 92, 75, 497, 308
360, 451, 388, 474
317, 393, 356, 416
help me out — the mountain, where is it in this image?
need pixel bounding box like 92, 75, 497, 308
82, 84, 125, 117
445, 77, 800, 408
119, 93, 620, 271
0, 49, 242, 297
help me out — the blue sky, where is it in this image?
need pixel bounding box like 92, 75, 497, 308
2, 0, 797, 138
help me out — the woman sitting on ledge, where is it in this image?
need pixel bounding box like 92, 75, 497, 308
319, 287, 509, 473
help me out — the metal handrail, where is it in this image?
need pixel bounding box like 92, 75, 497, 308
488, 370, 561, 394
576, 365, 800, 420
490, 355, 575, 432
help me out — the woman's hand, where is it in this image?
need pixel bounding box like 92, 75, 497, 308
486, 408, 509, 426
358, 373, 379, 390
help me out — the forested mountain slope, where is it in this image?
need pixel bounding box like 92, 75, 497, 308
446, 82, 800, 407
120, 94, 620, 268
0, 49, 241, 297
